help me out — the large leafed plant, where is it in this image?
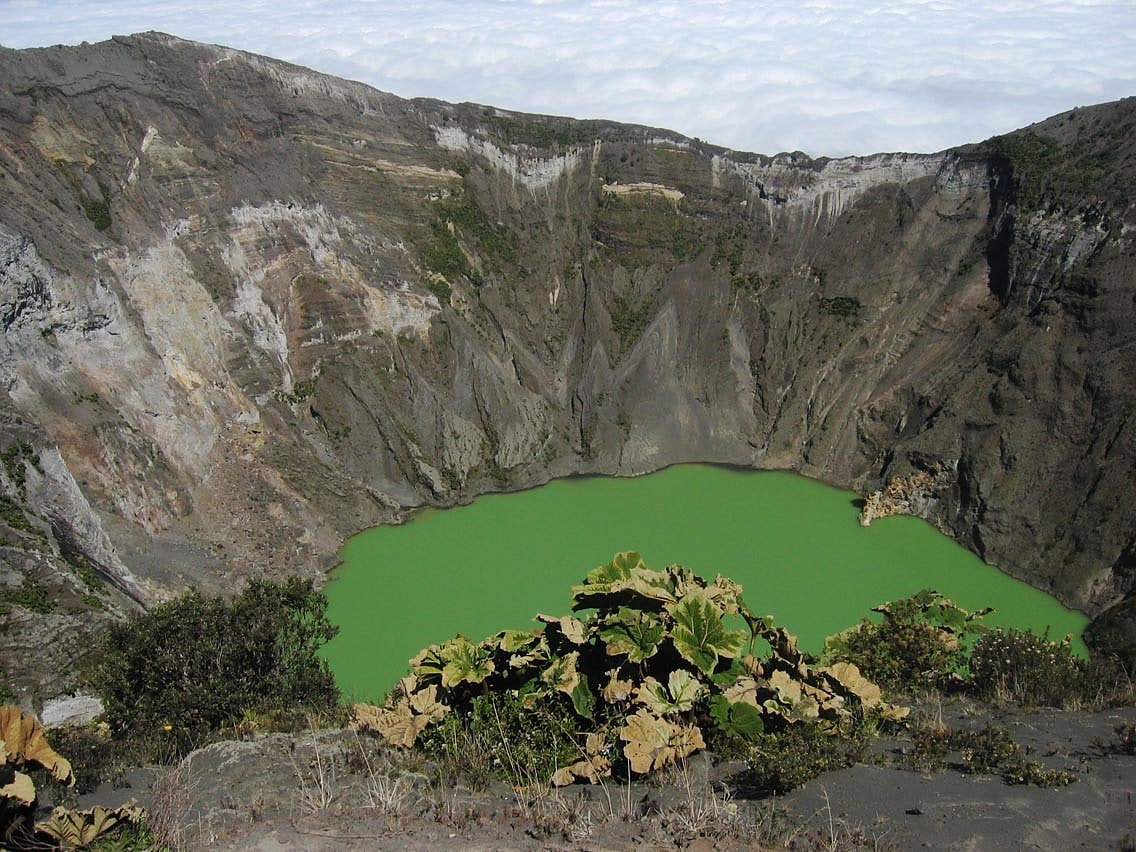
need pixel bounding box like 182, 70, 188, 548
355, 552, 906, 784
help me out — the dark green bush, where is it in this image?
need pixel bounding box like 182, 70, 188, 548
91, 578, 339, 754
82, 197, 112, 231
738, 718, 871, 796
910, 724, 1076, 787
822, 590, 987, 693
969, 628, 1088, 707
818, 296, 861, 319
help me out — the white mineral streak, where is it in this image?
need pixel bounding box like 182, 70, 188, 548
730, 153, 984, 226
228, 202, 438, 349
126, 125, 159, 184
223, 225, 293, 390
601, 182, 685, 205
24, 449, 145, 602
433, 126, 583, 190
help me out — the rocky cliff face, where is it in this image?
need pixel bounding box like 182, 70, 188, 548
0, 33, 1132, 702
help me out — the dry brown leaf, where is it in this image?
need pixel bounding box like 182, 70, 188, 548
0, 705, 73, 786
0, 771, 35, 805
620, 709, 674, 775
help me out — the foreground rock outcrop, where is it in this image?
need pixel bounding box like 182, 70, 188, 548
0, 33, 1133, 700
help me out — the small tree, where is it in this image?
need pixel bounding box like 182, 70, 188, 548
91, 578, 338, 750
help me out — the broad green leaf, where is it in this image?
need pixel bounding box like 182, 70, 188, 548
495, 629, 541, 653
410, 644, 446, 682
579, 551, 644, 587
569, 674, 596, 720
495, 630, 549, 670
571, 552, 677, 611
709, 694, 731, 729
438, 636, 495, 687
636, 669, 702, 715
668, 592, 746, 675
637, 677, 672, 715
667, 669, 702, 710
709, 695, 765, 741
599, 607, 665, 662
541, 651, 581, 695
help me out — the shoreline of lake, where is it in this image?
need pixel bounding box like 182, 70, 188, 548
323, 465, 1088, 702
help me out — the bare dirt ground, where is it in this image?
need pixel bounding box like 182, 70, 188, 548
70, 700, 1136, 851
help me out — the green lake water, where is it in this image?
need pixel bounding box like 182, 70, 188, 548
323, 465, 1088, 701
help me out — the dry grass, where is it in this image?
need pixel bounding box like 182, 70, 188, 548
288, 725, 340, 814
147, 758, 195, 852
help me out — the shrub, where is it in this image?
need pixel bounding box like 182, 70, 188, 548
910, 724, 1076, 787
969, 628, 1088, 707
739, 718, 872, 796
91, 578, 339, 754
818, 296, 861, 319
821, 590, 988, 693
353, 552, 904, 788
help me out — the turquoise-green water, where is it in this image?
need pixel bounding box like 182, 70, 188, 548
323, 465, 1088, 701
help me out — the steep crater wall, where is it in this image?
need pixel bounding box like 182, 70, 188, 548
0, 33, 1132, 700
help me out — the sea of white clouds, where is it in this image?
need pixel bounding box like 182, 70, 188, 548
2, 0, 1134, 157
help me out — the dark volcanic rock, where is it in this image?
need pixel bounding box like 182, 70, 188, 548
0, 33, 1133, 699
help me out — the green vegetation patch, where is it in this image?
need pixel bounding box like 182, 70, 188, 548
272, 376, 318, 405
0, 574, 55, 614
911, 723, 1077, 787
91, 578, 339, 756
0, 497, 36, 536
488, 115, 595, 149
419, 189, 518, 287
1, 442, 40, 501
969, 628, 1090, 707
989, 131, 1062, 211
352, 552, 906, 789
82, 193, 112, 231
821, 589, 989, 691
609, 295, 652, 352
591, 192, 692, 265
818, 296, 862, 320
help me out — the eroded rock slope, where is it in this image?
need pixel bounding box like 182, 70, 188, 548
0, 33, 1132, 701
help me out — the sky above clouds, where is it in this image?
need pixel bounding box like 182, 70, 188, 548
2, 1, 1134, 157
